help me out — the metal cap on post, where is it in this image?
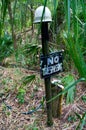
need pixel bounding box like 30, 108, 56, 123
34, 6, 52, 23
34, 6, 53, 126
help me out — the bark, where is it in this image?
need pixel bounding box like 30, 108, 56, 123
7, 1, 17, 50
41, 23, 53, 126
30, 4, 34, 33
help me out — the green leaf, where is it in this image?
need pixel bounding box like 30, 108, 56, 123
32, 127, 38, 130
61, 74, 76, 104
63, 0, 86, 80
81, 95, 86, 103
22, 75, 36, 85
75, 112, 82, 120
76, 112, 86, 130
47, 77, 85, 103
17, 88, 26, 104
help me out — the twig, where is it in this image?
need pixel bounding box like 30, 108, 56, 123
64, 90, 86, 119
77, 105, 86, 112
63, 121, 78, 130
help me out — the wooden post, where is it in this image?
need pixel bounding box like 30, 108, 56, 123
51, 80, 64, 118
41, 22, 53, 126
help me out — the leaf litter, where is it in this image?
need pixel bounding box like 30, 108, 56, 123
0, 66, 86, 130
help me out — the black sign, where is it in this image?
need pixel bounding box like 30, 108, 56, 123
40, 51, 63, 78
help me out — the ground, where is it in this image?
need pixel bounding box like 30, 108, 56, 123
0, 65, 86, 130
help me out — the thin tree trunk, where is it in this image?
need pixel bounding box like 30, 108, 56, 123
7, 1, 17, 50
30, 3, 34, 33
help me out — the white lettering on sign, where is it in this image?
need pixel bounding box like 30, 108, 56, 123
47, 56, 59, 65
54, 56, 59, 63
40, 51, 63, 78
42, 63, 62, 76
47, 57, 53, 65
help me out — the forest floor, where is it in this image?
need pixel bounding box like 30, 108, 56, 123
0, 64, 86, 130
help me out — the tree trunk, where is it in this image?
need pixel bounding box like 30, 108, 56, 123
7, 1, 17, 50
30, 3, 34, 33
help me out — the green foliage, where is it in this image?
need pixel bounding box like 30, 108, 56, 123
24, 43, 40, 65
22, 75, 36, 85
75, 112, 86, 130
47, 77, 85, 103
27, 121, 38, 130
61, 74, 76, 104
63, 0, 86, 80
81, 95, 86, 103
68, 115, 77, 122
1, 0, 8, 21
32, 128, 38, 130
0, 32, 13, 61
24, 43, 40, 56
16, 88, 26, 104
0, 0, 86, 128
14, 41, 41, 66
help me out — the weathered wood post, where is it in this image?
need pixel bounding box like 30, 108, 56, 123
34, 6, 53, 126
51, 80, 64, 118
41, 22, 53, 126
